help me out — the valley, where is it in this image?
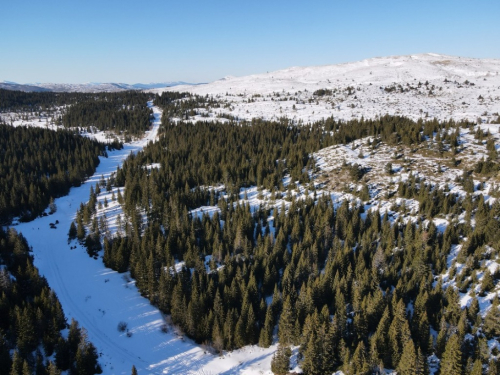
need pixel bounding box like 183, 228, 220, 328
2, 54, 500, 375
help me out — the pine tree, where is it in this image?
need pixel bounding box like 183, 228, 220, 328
440, 334, 463, 375
350, 340, 369, 375
388, 299, 411, 367
278, 296, 296, 345
416, 347, 427, 375
21, 360, 31, 375
470, 359, 483, 375
271, 345, 291, 375
68, 221, 78, 241
302, 332, 322, 375
47, 361, 61, 375
488, 359, 498, 375
397, 340, 417, 375
484, 297, 500, 339
55, 337, 71, 371
75, 331, 101, 375
372, 306, 391, 366
131, 365, 138, 375
10, 351, 22, 375
481, 270, 495, 295
258, 306, 274, 348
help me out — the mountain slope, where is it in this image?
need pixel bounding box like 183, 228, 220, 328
159, 53, 500, 123
0, 81, 195, 93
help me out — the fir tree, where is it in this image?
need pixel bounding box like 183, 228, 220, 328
271, 345, 291, 375
440, 334, 463, 375
397, 340, 417, 375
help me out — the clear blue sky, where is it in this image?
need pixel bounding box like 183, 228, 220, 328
1, 0, 499, 84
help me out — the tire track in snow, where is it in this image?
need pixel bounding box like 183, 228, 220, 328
48, 251, 151, 372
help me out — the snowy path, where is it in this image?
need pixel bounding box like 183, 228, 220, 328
14, 102, 278, 375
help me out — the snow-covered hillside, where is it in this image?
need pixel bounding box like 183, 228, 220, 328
157, 53, 500, 123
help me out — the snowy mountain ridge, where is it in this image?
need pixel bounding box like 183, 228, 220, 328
0, 80, 195, 93
158, 53, 500, 124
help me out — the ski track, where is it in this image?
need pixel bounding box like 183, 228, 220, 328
13, 101, 277, 375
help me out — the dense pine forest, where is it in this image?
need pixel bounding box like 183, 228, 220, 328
74, 93, 500, 375
0, 89, 83, 112
0, 89, 152, 139
61, 92, 153, 137
0, 227, 101, 375
0, 124, 108, 224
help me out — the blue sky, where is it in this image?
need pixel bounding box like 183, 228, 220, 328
1, 0, 499, 84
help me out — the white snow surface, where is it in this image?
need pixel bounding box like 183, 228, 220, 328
156, 53, 500, 123
12, 102, 280, 375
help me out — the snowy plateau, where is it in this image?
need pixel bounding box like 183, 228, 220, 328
157, 53, 500, 124
4, 53, 500, 375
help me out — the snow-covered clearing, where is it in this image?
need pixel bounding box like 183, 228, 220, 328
12, 102, 284, 375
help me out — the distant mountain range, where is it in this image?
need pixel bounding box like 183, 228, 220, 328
0, 81, 197, 93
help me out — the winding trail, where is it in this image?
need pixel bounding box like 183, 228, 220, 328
14, 101, 277, 375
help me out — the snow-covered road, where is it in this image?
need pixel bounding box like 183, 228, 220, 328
14, 102, 279, 375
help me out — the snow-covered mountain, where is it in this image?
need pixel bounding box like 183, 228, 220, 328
0, 81, 196, 93
0, 81, 52, 92
159, 53, 500, 123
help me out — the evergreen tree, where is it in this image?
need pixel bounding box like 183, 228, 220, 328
278, 296, 296, 345
484, 297, 500, 339
258, 307, 274, 348
302, 332, 322, 375
47, 361, 61, 375
68, 221, 78, 241
388, 299, 411, 367
271, 345, 291, 375
470, 359, 483, 375
10, 351, 22, 375
440, 334, 463, 375
397, 340, 417, 375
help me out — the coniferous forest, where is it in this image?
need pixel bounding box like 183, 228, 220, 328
72, 94, 500, 375
3, 86, 500, 374
0, 89, 152, 138
0, 124, 108, 224
0, 89, 83, 112
61, 92, 153, 137
0, 227, 101, 375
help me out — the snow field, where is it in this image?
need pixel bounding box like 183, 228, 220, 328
156, 53, 500, 125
